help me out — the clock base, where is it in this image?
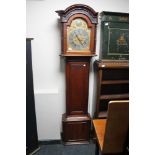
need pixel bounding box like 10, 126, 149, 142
62, 113, 91, 145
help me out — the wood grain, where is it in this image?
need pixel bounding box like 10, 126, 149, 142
66, 57, 90, 115
93, 119, 107, 151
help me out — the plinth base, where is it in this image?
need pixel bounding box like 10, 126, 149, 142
62, 113, 91, 145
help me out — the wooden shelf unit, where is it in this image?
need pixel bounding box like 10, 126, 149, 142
94, 60, 129, 118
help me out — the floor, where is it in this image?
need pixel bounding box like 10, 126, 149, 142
34, 143, 96, 155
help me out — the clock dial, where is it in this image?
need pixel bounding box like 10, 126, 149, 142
69, 28, 89, 50
67, 18, 91, 51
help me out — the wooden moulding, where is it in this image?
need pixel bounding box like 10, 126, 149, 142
95, 60, 129, 69
60, 54, 97, 57
62, 113, 91, 122
55, 4, 98, 24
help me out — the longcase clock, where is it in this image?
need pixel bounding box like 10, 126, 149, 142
56, 4, 98, 144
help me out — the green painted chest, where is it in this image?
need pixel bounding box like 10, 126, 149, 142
100, 11, 129, 60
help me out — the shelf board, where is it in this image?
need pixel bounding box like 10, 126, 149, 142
101, 80, 129, 85
100, 93, 129, 100
60, 54, 97, 57
95, 60, 129, 69
98, 111, 108, 118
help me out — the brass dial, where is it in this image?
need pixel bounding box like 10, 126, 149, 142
67, 18, 90, 51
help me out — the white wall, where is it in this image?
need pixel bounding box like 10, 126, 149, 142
26, 0, 129, 140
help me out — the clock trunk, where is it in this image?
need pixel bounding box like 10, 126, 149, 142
66, 57, 90, 115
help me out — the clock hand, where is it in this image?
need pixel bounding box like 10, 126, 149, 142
74, 31, 84, 47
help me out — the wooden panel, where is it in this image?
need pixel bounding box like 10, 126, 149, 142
62, 114, 91, 143
103, 100, 129, 154
66, 58, 90, 115
63, 121, 90, 142
94, 69, 102, 118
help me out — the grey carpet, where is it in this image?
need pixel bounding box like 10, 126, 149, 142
34, 143, 96, 155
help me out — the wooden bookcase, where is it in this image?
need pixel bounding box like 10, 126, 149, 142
94, 60, 129, 118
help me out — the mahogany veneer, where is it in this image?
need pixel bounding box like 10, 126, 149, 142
56, 4, 98, 144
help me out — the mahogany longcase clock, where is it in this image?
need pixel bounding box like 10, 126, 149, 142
56, 4, 98, 144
